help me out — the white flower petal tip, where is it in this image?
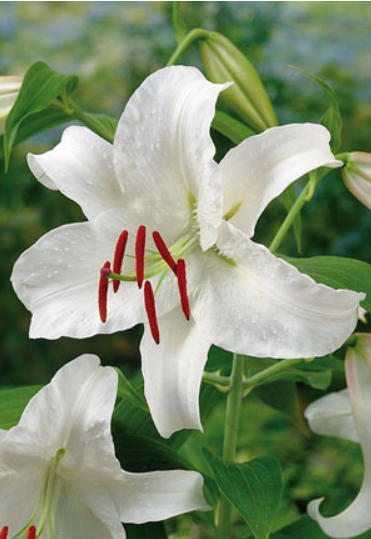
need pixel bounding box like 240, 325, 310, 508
0, 75, 22, 135
304, 389, 358, 443
0, 355, 208, 538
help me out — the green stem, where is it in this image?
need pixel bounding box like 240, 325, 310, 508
166, 28, 210, 66
269, 174, 319, 254
202, 371, 230, 387
218, 353, 244, 538
243, 357, 304, 388
69, 100, 114, 143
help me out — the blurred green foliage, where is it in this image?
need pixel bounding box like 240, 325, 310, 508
1, 2, 371, 537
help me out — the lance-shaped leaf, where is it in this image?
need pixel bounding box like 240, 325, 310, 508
3, 61, 78, 169
204, 449, 283, 539
0, 385, 42, 429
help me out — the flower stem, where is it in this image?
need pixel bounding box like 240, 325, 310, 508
243, 357, 304, 388
166, 28, 210, 66
269, 172, 320, 254
218, 353, 244, 538
202, 371, 230, 387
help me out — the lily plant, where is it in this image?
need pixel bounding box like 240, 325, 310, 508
305, 334, 371, 538
0, 355, 208, 539
0, 76, 22, 135
11, 66, 364, 439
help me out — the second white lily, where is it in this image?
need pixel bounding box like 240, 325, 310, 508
11, 66, 364, 438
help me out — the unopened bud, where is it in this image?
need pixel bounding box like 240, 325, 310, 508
342, 152, 371, 210
199, 32, 277, 132
0, 76, 22, 135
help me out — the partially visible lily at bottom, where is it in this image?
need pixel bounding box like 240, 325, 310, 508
305, 333, 371, 538
0, 355, 208, 539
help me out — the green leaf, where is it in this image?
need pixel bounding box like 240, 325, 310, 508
126, 522, 167, 539
0, 385, 42, 429
116, 368, 149, 413
291, 66, 342, 152
280, 185, 302, 253
204, 449, 283, 539
172, 1, 188, 44
285, 255, 371, 314
0, 104, 71, 161
4, 61, 78, 169
205, 345, 232, 374
212, 110, 255, 145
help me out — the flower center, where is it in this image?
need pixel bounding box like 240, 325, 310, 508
2, 448, 66, 539
98, 227, 198, 344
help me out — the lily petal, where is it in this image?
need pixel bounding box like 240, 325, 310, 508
55, 478, 125, 539
140, 308, 212, 439
2, 356, 119, 474
305, 389, 358, 443
308, 351, 371, 537
11, 208, 184, 339
114, 66, 229, 249
28, 127, 125, 220
110, 469, 209, 523
220, 124, 341, 237
193, 222, 363, 358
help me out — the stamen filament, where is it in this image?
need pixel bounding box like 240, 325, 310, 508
144, 281, 160, 344
153, 231, 177, 274
113, 230, 129, 293
99, 262, 111, 323
177, 259, 190, 320
0, 527, 8, 539
135, 226, 146, 289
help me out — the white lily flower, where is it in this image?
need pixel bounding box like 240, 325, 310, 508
0, 355, 208, 539
11, 66, 364, 438
0, 76, 22, 135
342, 152, 371, 210
306, 334, 371, 538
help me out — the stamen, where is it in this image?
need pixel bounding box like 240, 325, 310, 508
152, 231, 177, 274
26, 527, 36, 539
0, 527, 8, 539
144, 281, 160, 344
113, 230, 129, 293
135, 226, 146, 289
177, 259, 190, 321
99, 261, 111, 323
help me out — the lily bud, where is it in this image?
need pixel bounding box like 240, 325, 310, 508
342, 151, 371, 210
0, 75, 22, 135
199, 32, 277, 132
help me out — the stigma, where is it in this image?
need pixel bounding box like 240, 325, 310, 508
98, 226, 193, 344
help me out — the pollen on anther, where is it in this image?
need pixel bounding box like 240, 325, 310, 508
153, 231, 177, 274
177, 259, 190, 321
0, 526, 9, 539
27, 527, 36, 539
99, 261, 111, 323
113, 230, 128, 293
135, 226, 146, 289
144, 281, 160, 344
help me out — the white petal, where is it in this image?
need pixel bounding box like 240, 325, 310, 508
193, 222, 363, 358
2, 355, 119, 475
114, 66, 229, 249
220, 124, 342, 237
11, 208, 186, 339
304, 389, 358, 443
343, 168, 371, 211
55, 478, 125, 539
0, 470, 43, 534
140, 308, 212, 439
28, 126, 125, 220
308, 351, 371, 537
109, 469, 209, 523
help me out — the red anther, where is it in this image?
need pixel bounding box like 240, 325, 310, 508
0, 526, 9, 539
152, 231, 177, 274
144, 281, 160, 345
135, 226, 146, 289
99, 261, 111, 323
177, 259, 190, 321
113, 230, 129, 293
27, 527, 36, 539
